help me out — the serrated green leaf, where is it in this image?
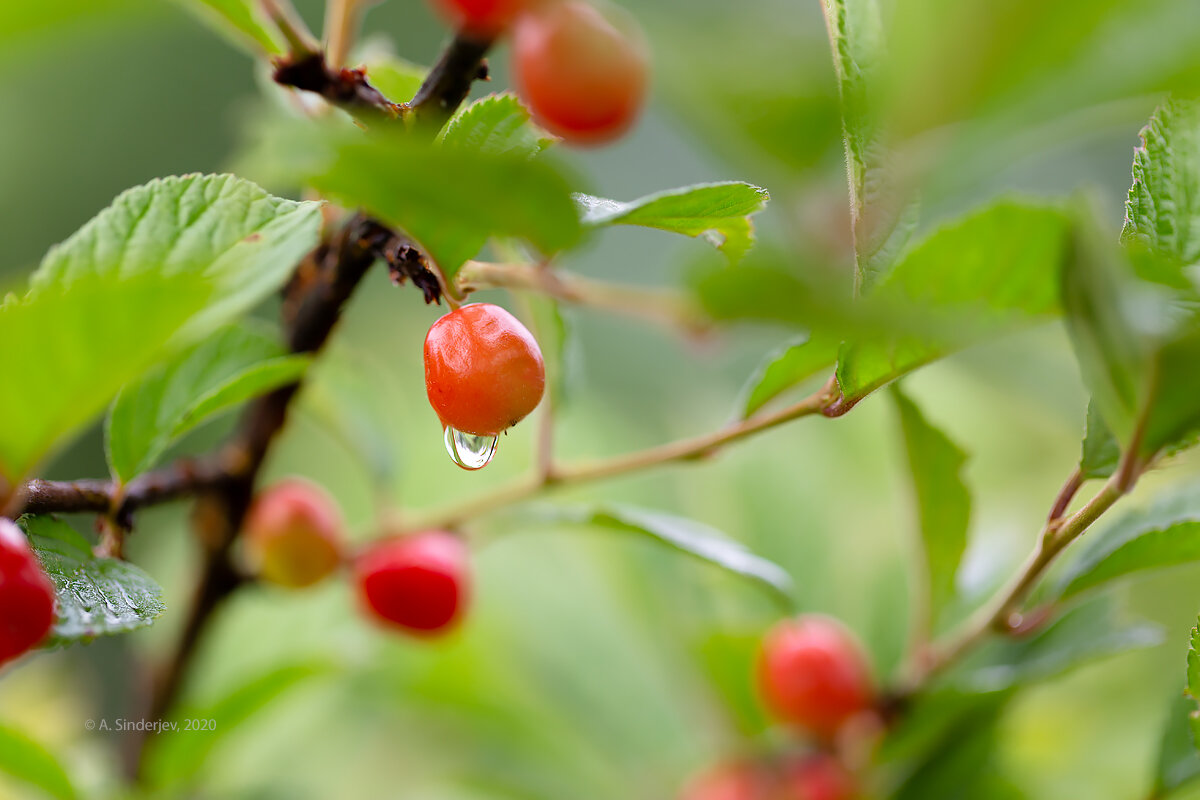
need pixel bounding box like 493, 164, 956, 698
0, 722, 78, 800
0, 271, 214, 482
1153, 691, 1200, 795
440, 92, 552, 158
1122, 98, 1200, 265
1056, 484, 1200, 600
145, 661, 335, 789
836, 201, 1070, 405
32, 174, 322, 340
577, 182, 769, 263
737, 334, 839, 419
309, 130, 581, 282
173, 0, 284, 56
106, 324, 310, 483
1080, 400, 1121, 481
545, 505, 795, 609
892, 386, 971, 625
20, 516, 165, 644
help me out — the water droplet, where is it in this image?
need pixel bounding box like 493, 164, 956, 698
443, 426, 498, 471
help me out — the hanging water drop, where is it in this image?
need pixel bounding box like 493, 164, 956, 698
443, 426, 498, 470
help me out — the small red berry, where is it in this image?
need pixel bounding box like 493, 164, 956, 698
244, 479, 344, 589
0, 519, 55, 665
430, 0, 531, 36
757, 615, 874, 739
781, 756, 857, 800
513, 0, 649, 145
424, 303, 545, 437
679, 762, 768, 800
355, 532, 470, 636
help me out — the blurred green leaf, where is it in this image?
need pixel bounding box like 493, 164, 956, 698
145, 661, 335, 788
1123, 98, 1200, 265
310, 131, 581, 282
736, 334, 838, 419
173, 0, 284, 56
577, 182, 769, 264
440, 92, 553, 158
360, 54, 427, 103
0, 722, 77, 800
1080, 400, 1121, 481
892, 386, 971, 625
944, 596, 1162, 694
836, 201, 1070, 406
693, 631, 769, 737
1189, 615, 1200, 752
1153, 691, 1200, 796
106, 324, 308, 482
1056, 484, 1200, 600
20, 515, 165, 645
520, 293, 573, 409
546, 505, 795, 609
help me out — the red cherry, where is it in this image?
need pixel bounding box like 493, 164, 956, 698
431, 0, 531, 36
781, 756, 857, 800
679, 762, 768, 800
244, 479, 344, 589
757, 615, 874, 739
355, 532, 470, 636
424, 303, 545, 437
0, 519, 55, 665
512, 0, 649, 145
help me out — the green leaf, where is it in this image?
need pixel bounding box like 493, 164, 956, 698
737, 334, 839, 419
892, 386, 971, 624
0, 272, 214, 482
1079, 400, 1121, 481
1153, 691, 1200, 796
521, 293, 574, 409
1189, 615, 1200, 753
173, 0, 284, 56
360, 55, 427, 103
1056, 484, 1200, 600
693, 631, 770, 736
1122, 98, 1200, 265
944, 596, 1162, 694
545, 505, 795, 609
836, 201, 1070, 406
20, 516, 165, 644
309, 131, 581, 282
145, 661, 334, 788
106, 324, 309, 483
32, 174, 323, 341
0, 722, 78, 800
577, 182, 770, 263
439, 93, 553, 158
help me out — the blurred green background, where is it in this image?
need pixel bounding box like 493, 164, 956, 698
4, 0, 1200, 797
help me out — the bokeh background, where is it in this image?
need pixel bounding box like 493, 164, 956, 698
3, 0, 1200, 797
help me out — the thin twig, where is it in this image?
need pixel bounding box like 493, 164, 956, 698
323, 0, 364, 69
405, 33, 492, 128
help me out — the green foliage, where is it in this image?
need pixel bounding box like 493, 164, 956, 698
359, 55, 427, 103
1080, 401, 1121, 480
837, 201, 1070, 404
546, 505, 795, 610
21, 515, 165, 644
175, 0, 284, 56
310, 130, 581, 282
440, 93, 553, 158
0, 722, 78, 800
1153, 691, 1200, 796
1189, 616, 1200, 752
106, 323, 308, 483
576, 182, 769, 264
736, 334, 838, 418
1122, 98, 1200, 264
1056, 484, 1200, 600
892, 386, 971, 625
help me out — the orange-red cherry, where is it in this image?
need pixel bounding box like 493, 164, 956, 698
424, 303, 545, 437
512, 0, 649, 145
355, 532, 470, 636
758, 615, 875, 740
781, 756, 857, 800
679, 762, 769, 800
0, 519, 55, 666
431, 0, 531, 36
244, 479, 344, 589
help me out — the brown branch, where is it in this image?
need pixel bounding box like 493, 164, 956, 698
405, 33, 492, 128
272, 52, 402, 120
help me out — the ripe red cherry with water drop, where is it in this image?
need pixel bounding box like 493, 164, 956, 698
431, 0, 531, 37
0, 519, 55, 666
758, 615, 875, 740
244, 479, 344, 589
424, 303, 545, 437
513, 0, 649, 144
355, 532, 470, 636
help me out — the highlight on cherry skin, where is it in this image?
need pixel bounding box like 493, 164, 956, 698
243, 478, 346, 589
0, 518, 56, 666
424, 302, 546, 470
757, 615, 876, 741
513, 0, 649, 145
354, 531, 471, 636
